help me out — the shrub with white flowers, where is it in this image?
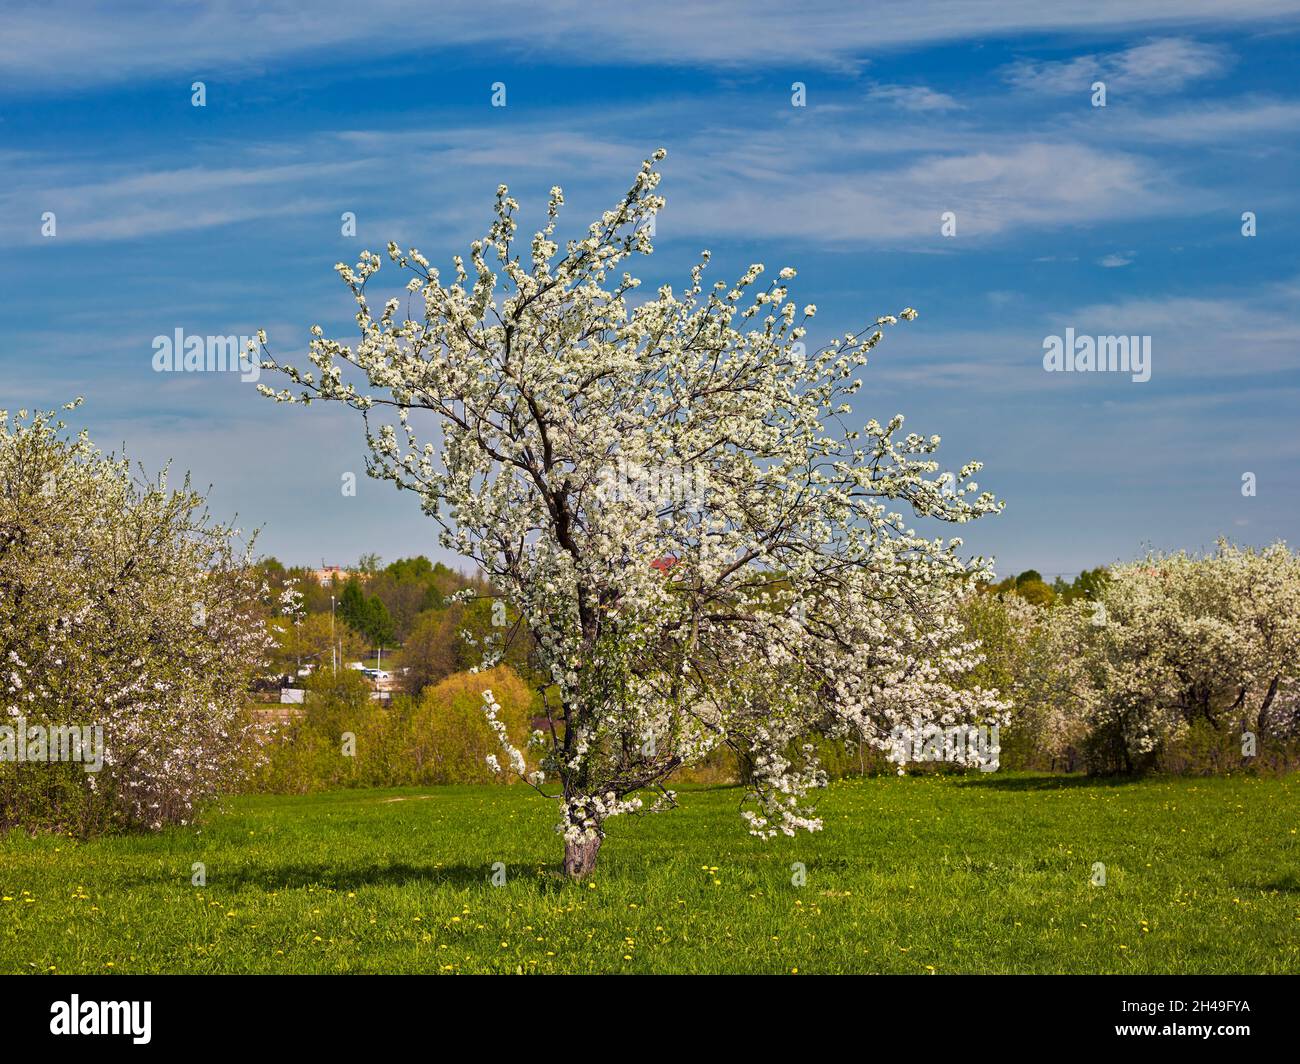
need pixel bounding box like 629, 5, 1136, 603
1051, 541, 1300, 773
258, 151, 1004, 876
0, 402, 272, 832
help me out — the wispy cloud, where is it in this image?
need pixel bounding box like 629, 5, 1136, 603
1003, 37, 1232, 94
868, 277, 1300, 393
667, 138, 1168, 243
1067, 289, 1300, 377
1, 3, 1296, 90
866, 83, 964, 111
1, 111, 1189, 248
1088, 97, 1300, 142
0, 159, 366, 244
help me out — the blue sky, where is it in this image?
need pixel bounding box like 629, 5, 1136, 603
3, 1, 1299, 578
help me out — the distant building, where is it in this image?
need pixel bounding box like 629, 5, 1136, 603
311, 565, 349, 587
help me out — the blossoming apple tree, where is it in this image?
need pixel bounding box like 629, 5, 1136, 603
257, 150, 1004, 876
1052, 541, 1300, 773
0, 402, 271, 833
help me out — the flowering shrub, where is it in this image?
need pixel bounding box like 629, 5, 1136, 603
0, 403, 271, 833
258, 151, 1004, 875
1049, 542, 1300, 773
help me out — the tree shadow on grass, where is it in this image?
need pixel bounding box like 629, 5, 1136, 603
136, 860, 571, 894
1238, 873, 1300, 895
953, 773, 1148, 792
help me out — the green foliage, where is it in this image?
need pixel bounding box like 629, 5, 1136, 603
338, 577, 368, 631
1014, 578, 1055, 607
364, 596, 395, 649
396, 599, 537, 696
251, 666, 537, 793
0, 761, 93, 836
267, 612, 366, 677
989, 568, 1110, 610
397, 608, 463, 695
1050, 568, 1110, 604
254, 558, 334, 615
401, 668, 536, 785
335, 576, 397, 651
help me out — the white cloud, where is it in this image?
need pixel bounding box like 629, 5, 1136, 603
1091, 97, 1300, 142
866, 84, 964, 111
2, 110, 1184, 249
0, 159, 366, 244
0, 2, 1295, 89
666, 139, 1166, 243
1003, 37, 1232, 95
865, 278, 1300, 397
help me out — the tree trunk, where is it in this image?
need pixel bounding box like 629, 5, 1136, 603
735, 749, 756, 786
563, 835, 602, 879
1257, 674, 1281, 736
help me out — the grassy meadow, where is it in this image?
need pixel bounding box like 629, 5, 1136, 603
2, 774, 1297, 974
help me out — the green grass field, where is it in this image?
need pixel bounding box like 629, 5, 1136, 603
2, 774, 1297, 974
